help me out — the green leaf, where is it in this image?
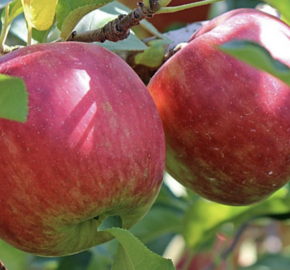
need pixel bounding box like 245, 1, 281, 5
0, 240, 29, 270
32, 21, 56, 43
183, 188, 289, 249
134, 39, 168, 68
87, 241, 118, 270
97, 214, 175, 270
241, 254, 290, 270
263, 0, 290, 25
219, 40, 290, 87
98, 215, 123, 231
1, 0, 23, 25
57, 251, 92, 270
0, 74, 28, 122
130, 184, 186, 244
106, 228, 175, 270
130, 206, 182, 244
0, 0, 23, 46
56, 0, 114, 41
21, 0, 57, 31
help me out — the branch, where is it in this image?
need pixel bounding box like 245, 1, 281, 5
0, 259, 7, 270
66, 0, 160, 43
0, 44, 24, 56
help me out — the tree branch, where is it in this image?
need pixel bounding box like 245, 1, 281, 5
0, 259, 7, 270
66, 0, 160, 43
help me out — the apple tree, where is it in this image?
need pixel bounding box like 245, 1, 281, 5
1, 0, 290, 269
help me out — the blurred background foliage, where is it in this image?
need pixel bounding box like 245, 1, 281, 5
2, 173, 290, 270
1, 0, 290, 269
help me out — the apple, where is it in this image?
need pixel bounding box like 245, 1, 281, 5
0, 42, 165, 256
147, 8, 290, 205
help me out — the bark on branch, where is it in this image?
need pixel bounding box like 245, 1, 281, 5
0, 260, 7, 270
66, 0, 160, 43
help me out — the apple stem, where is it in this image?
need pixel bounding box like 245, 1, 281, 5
65, 0, 160, 43
26, 26, 32, 47
156, 0, 225, 14
0, 259, 7, 270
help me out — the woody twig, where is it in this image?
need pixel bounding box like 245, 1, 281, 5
66, 0, 160, 43
0, 259, 7, 270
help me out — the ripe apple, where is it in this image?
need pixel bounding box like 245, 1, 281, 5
147, 8, 290, 205
0, 42, 165, 256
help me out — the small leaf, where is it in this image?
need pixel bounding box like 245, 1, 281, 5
1, 0, 23, 25
56, 0, 113, 41
135, 39, 168, 68
21, 0, 58, 31
0, 74, 28, 122
244, 254, 290, 270
97, 32, 147, 52
98, 215, 123, 231
56, 251, 92, 270
130, 184, 185, 244
219, 39, 290, 87
87, 241, 118, 270
32, 23, 55, 43
105, 228, 175, 270
0, 240, 29, 270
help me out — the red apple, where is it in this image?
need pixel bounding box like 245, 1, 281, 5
147, 8, 290, 205
0, 42, 165, 256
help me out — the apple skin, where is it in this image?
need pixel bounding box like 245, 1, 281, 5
147, 8, 290, 205
0, 42, 165, 256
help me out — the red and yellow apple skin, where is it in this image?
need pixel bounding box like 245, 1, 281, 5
0, 42, 165, 256
148, 9, 290, 205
